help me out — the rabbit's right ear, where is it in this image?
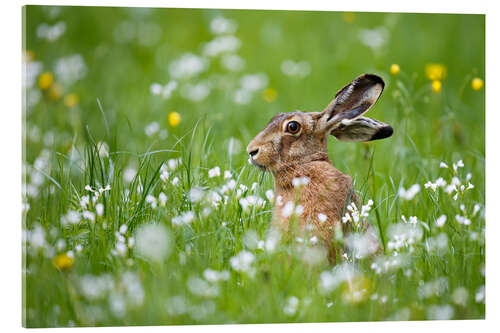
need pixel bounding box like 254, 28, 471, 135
319, 74, 385, 131
331, 117, 393, 142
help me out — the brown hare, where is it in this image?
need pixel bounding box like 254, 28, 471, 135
246, 74, 392, 260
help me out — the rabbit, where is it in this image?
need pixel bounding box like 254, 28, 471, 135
246, 74, 393, 261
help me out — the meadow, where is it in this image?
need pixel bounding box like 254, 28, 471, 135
22, 6, 485, 327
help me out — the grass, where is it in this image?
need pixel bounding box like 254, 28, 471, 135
22, 6, 485, 327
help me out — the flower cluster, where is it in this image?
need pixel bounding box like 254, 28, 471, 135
341, 199, 373, 230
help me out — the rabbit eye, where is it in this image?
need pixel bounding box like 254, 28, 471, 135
286, 121, 301, 134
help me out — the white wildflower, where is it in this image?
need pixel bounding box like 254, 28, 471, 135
61, 210, 81, 225
295, 205, 304, 216
169, 53, 208, 80
455, 215, 471, 226
451, 177, 461, 186
453, 159, 464, 172
203, 268, 230, 283
167, 158, 181, 170
115, 241, 127, 256
346, 232, 379, 259
426, 305, 454, 320
82, 210, 95, 222
281, 59, 311, 78
282, 201, 295, 218
361, 199, 373, 217
435, 215, 447, 227
119, 224, 128, 234
264, 228, 281, 253
230, 250, 255, 273
188, 187, 205, 203
207, 191, 222, 207
424, 181, 437, 191
187, 276, 219, 298
171, 211, 195, 226
317, 213, 327, 223
150, 81, 177, 99
398, 184, 421, 200
208, 166, 221, 178
203, 35, 241, 57
171, 177, 180, 186
292, 176, 310, 187
242, 230, 260, 250
283, 296, 299, 316
145, 122, 160, 137
79, 274, 114, 301
452, 287, 469, 307
224, 170, 232, 179
240, 73, 268, 92
265, 189, 274, 202
418, 277, 448, 299
158, 192, 167, 206
435, 177, 447, 187
440, 162, 448, 168
95, 203, 104, 217
426, 233, 448, 253
56, 239, 66, 251
386, 223, 423, 252
54, 54, 87, 84
145, 194, 157, 208
475, 285, 485, 303
210, 16, 237, 35
444, 184, 456, 194
134, 223, 172, 262
473, 204, 481, 216
358, 27, 389, 50
123, 167, 137, 183
221, 53, 245, 72
180, 82, 211, 102
401, 215, 418, 225
234, 89, 253, 105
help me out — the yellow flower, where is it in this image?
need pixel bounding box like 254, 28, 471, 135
52, 253, 74, 271
64, 93, 79, 107
49, 83, 63, 101
341, 275, 371, 304
431, 80, 442, 93
168, 111, 181, 127
263, 88, 277, 103
342, 12, 356, 23
425, 64, 447, 81
38, 72, 54, 90
471, 77, 484, 91
390, 64, 400, 75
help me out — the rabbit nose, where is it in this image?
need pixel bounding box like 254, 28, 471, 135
249, 148, 259, 158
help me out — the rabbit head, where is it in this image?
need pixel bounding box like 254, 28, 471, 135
246, 74, 393, 172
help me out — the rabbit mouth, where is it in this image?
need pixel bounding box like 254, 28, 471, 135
248, 157, 266, 170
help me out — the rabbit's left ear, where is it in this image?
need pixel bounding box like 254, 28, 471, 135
320, 74, 385, 130
331, 117, 393, 142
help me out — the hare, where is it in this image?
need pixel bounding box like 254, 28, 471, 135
246, 74, 392, 259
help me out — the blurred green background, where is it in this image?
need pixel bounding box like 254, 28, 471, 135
24, 6, 484, 168
23, 6, 484, 327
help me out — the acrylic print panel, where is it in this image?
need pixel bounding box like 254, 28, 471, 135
22, 5, 485, 327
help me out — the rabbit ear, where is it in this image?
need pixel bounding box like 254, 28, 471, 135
321, 74, 385, 129
331, 117, 393, 142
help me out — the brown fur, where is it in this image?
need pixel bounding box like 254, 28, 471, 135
246, 74, 393, 259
